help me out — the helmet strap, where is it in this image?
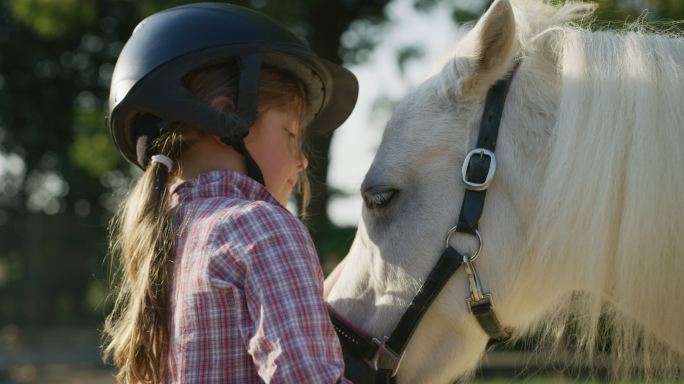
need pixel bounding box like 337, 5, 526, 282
134, 114, 164, 168
235, 52, 262, 126
224, 52, 265, 186
224, 137, 265, 186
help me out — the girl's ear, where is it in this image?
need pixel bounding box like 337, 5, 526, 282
210, 95, 235, 112
458, 0, 516, 99
207, 96, 235, 145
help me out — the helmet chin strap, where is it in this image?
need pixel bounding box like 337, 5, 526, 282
224, 137, 265, 186
223, 52, 265, 186
134, 115, 165, 169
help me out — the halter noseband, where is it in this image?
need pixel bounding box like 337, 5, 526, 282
329, 61, 521, 383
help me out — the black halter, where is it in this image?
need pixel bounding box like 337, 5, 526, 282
329, 62, 521, 384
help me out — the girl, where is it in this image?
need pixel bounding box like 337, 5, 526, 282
102, 3, 357, 383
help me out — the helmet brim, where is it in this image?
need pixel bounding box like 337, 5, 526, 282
261, 50, 358, 136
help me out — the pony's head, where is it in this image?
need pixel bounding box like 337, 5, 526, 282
327, 0, 684, 382
328, 0, 564, 380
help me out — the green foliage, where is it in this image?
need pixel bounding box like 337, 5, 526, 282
4, 0, 678, 330
0, 0, 391, 328
452, 8, 480, 24
413, 0, 440, 12
397, 45, 424, 73
0, 211, 109, 325
473, 378, 681, 383
70, 109, 120, 177
137, 0, 195, 17
312, 224, 357, 275
10, 0, 97, 39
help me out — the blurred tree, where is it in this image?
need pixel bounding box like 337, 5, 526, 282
0, 0, 142, 326
0, 0, 681, 327
0, 0, 390, 326
1, 0, 391, 224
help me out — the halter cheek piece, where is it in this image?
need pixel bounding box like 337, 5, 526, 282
329, 61, 521, 384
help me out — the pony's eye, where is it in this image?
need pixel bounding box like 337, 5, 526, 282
362, 186, 397, 209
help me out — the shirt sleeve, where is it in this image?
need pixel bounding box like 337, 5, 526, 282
240, 204, 350, 383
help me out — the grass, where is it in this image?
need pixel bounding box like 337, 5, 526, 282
472, 378, 679, 383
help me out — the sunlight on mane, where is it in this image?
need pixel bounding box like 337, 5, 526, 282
498, 1, 684, 380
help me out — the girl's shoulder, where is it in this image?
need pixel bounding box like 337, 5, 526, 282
201, 197, 318, 279
176, 195, 316, 274
184, 195, 309, 245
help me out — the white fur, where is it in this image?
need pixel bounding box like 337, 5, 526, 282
327, 0, 684, 382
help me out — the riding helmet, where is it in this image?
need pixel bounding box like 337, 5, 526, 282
107, 2, 358, 181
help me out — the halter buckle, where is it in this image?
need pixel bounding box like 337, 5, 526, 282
370, 336, 404, 377
462, 148, 496, 191
466, 292, 495, 311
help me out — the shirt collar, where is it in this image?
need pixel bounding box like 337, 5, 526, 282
170, 170, 279, 207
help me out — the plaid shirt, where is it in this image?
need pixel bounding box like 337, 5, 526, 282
167, 170, 349, 383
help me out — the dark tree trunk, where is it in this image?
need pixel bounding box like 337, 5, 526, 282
303, 1, 356, 240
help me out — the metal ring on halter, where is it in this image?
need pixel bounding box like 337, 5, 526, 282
445, 227, 482, 262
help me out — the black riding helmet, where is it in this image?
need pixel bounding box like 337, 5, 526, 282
107, 2, 358, 184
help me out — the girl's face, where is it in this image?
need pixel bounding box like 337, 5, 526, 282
245, 108, 308, 206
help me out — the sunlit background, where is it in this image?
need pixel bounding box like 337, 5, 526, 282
0, 0, 682, 382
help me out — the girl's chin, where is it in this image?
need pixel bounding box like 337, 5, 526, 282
267, 182, 294, 207
275, 191, 291, 207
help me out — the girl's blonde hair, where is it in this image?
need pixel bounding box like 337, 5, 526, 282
103, 63, 310, 383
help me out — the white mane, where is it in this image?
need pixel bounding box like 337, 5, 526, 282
511, 3, 684, 378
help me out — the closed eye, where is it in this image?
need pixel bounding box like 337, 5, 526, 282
362, 186, 397, 210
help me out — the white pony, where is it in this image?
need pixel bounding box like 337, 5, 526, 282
325, 0, 684, 382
